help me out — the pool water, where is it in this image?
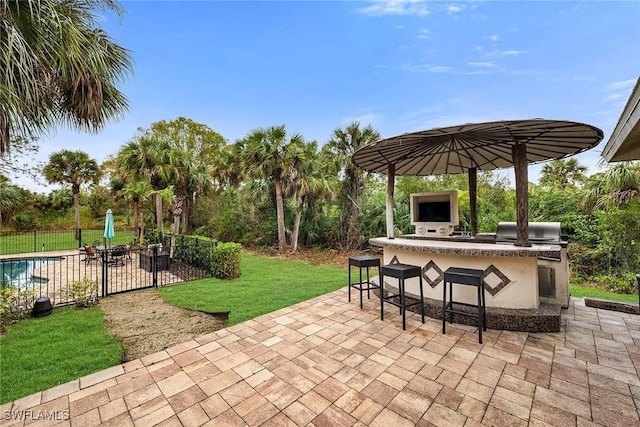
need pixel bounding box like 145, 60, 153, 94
0, 257, 62, 289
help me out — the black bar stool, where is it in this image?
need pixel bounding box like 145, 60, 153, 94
380, 263, 425, 330
348, 256, 381, 309
442, 267, 486, 343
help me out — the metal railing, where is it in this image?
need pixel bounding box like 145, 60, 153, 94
1, 242, 216, 309
0, 228, 139, 255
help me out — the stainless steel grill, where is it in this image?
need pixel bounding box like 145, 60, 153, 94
495, 222, 569, 308
495, 222, 562, 244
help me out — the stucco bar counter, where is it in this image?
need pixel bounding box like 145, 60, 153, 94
369, 237, 565, 332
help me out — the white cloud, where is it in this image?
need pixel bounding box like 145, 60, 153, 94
447, 5, 463, 14
482, 49, 527, 58
417, 28, 430, 39
503, 49, 526, 55
605, 93, 624, 102
468, 61, 498, 68
343, 114, 381, 126
571, 75, 595, 82
357, 0, 430, 17
605, 78, 636, 91
486, 34, 500, 42
396, 25, 405, 29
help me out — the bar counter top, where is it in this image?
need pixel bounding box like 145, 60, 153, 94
369, 236, 561, 258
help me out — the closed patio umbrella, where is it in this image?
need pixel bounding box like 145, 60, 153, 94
104, 209, 115, 247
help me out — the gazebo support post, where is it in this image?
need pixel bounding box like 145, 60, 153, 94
512, 143, 530, 247
386, 164, 395, 239
468, 167, 478, 236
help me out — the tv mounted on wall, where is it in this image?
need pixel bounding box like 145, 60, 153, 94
410, 191, 459, 236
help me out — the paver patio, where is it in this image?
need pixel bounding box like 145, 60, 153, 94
2, 288, 639, 426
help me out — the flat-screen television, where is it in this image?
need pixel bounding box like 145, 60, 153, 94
410, 191, 459, 236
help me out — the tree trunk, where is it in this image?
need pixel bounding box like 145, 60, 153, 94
290, 193, 303, 252
73, 188, 80, 241
132, 198, 139, 240
155, 193, 163, 230
137, 201, 144, 242
274, 178, 287, 253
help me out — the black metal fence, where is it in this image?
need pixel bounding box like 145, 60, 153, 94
0, 243, 216, 308
0, 228, 139, 255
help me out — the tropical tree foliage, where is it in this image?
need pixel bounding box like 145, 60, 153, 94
539, 158, 588, 189
1, 0, 132, 155
42, 150, 101, 239
238, 125, 303, 253
326, 122, 380, 249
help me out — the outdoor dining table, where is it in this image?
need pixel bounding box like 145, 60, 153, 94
94, 246, 125, 266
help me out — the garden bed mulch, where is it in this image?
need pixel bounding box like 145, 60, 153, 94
99, 289, 226, 362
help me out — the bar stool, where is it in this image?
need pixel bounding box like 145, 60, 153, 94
442, 267, 486, 343
380, 263, 425, 330
348, 256, 381, 309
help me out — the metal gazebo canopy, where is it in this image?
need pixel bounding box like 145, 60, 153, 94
352, 119, 604, 246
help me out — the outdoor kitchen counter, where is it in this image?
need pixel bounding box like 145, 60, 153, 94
369, 236, 562, 258
369, 236, 565, 310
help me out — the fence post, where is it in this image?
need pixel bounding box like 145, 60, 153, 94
78, 228, 82, 248
33, 230, 37, 253
102, 250, 109, 298
152, 245, 158, 288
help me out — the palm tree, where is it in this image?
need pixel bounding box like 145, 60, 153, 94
0, 175, 27, 225
239, 125, 302, 253
164, 147, 211, 237
1, 0, 133, 155
285, 141, 333, 252
584, 162, 640, 209
327, 122, 380, 249
116, 137, 172, 230
42, 150, 101, 240
539, 158, 587, 189
121, 180, 154, 241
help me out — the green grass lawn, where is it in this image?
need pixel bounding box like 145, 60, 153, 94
0, 307, 122, 404
0, 230, 136, 255
570, 284, 639, 303
160, 252, 347, 326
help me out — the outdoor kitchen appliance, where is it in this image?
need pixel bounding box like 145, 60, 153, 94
496, 222, 569, 307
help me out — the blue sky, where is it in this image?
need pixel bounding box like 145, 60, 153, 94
12, 0, 640, 191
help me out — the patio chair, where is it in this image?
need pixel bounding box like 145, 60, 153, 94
83, 245, 99, 264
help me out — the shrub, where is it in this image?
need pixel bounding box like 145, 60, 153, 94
172, 237, 241, 279
68, 277, 98, 307
0, 287, 35, 331
207, 242, 242, 279
10, 211, 38, 231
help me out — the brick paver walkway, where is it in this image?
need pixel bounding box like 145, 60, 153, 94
2, 289, 639, 426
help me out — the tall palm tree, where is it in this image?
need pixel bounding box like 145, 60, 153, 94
539, 158, 588, 188
240, 125, 302, 253
121, 180, 154, 241
327, 122, 380, 249
285, 140, 333, 252
116, 137, 171, 230
164, 147, 211, 236
1, 0, 133, 155
42, 150, 101, 240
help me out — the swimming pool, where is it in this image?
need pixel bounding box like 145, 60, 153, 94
0, 257, 62, 289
